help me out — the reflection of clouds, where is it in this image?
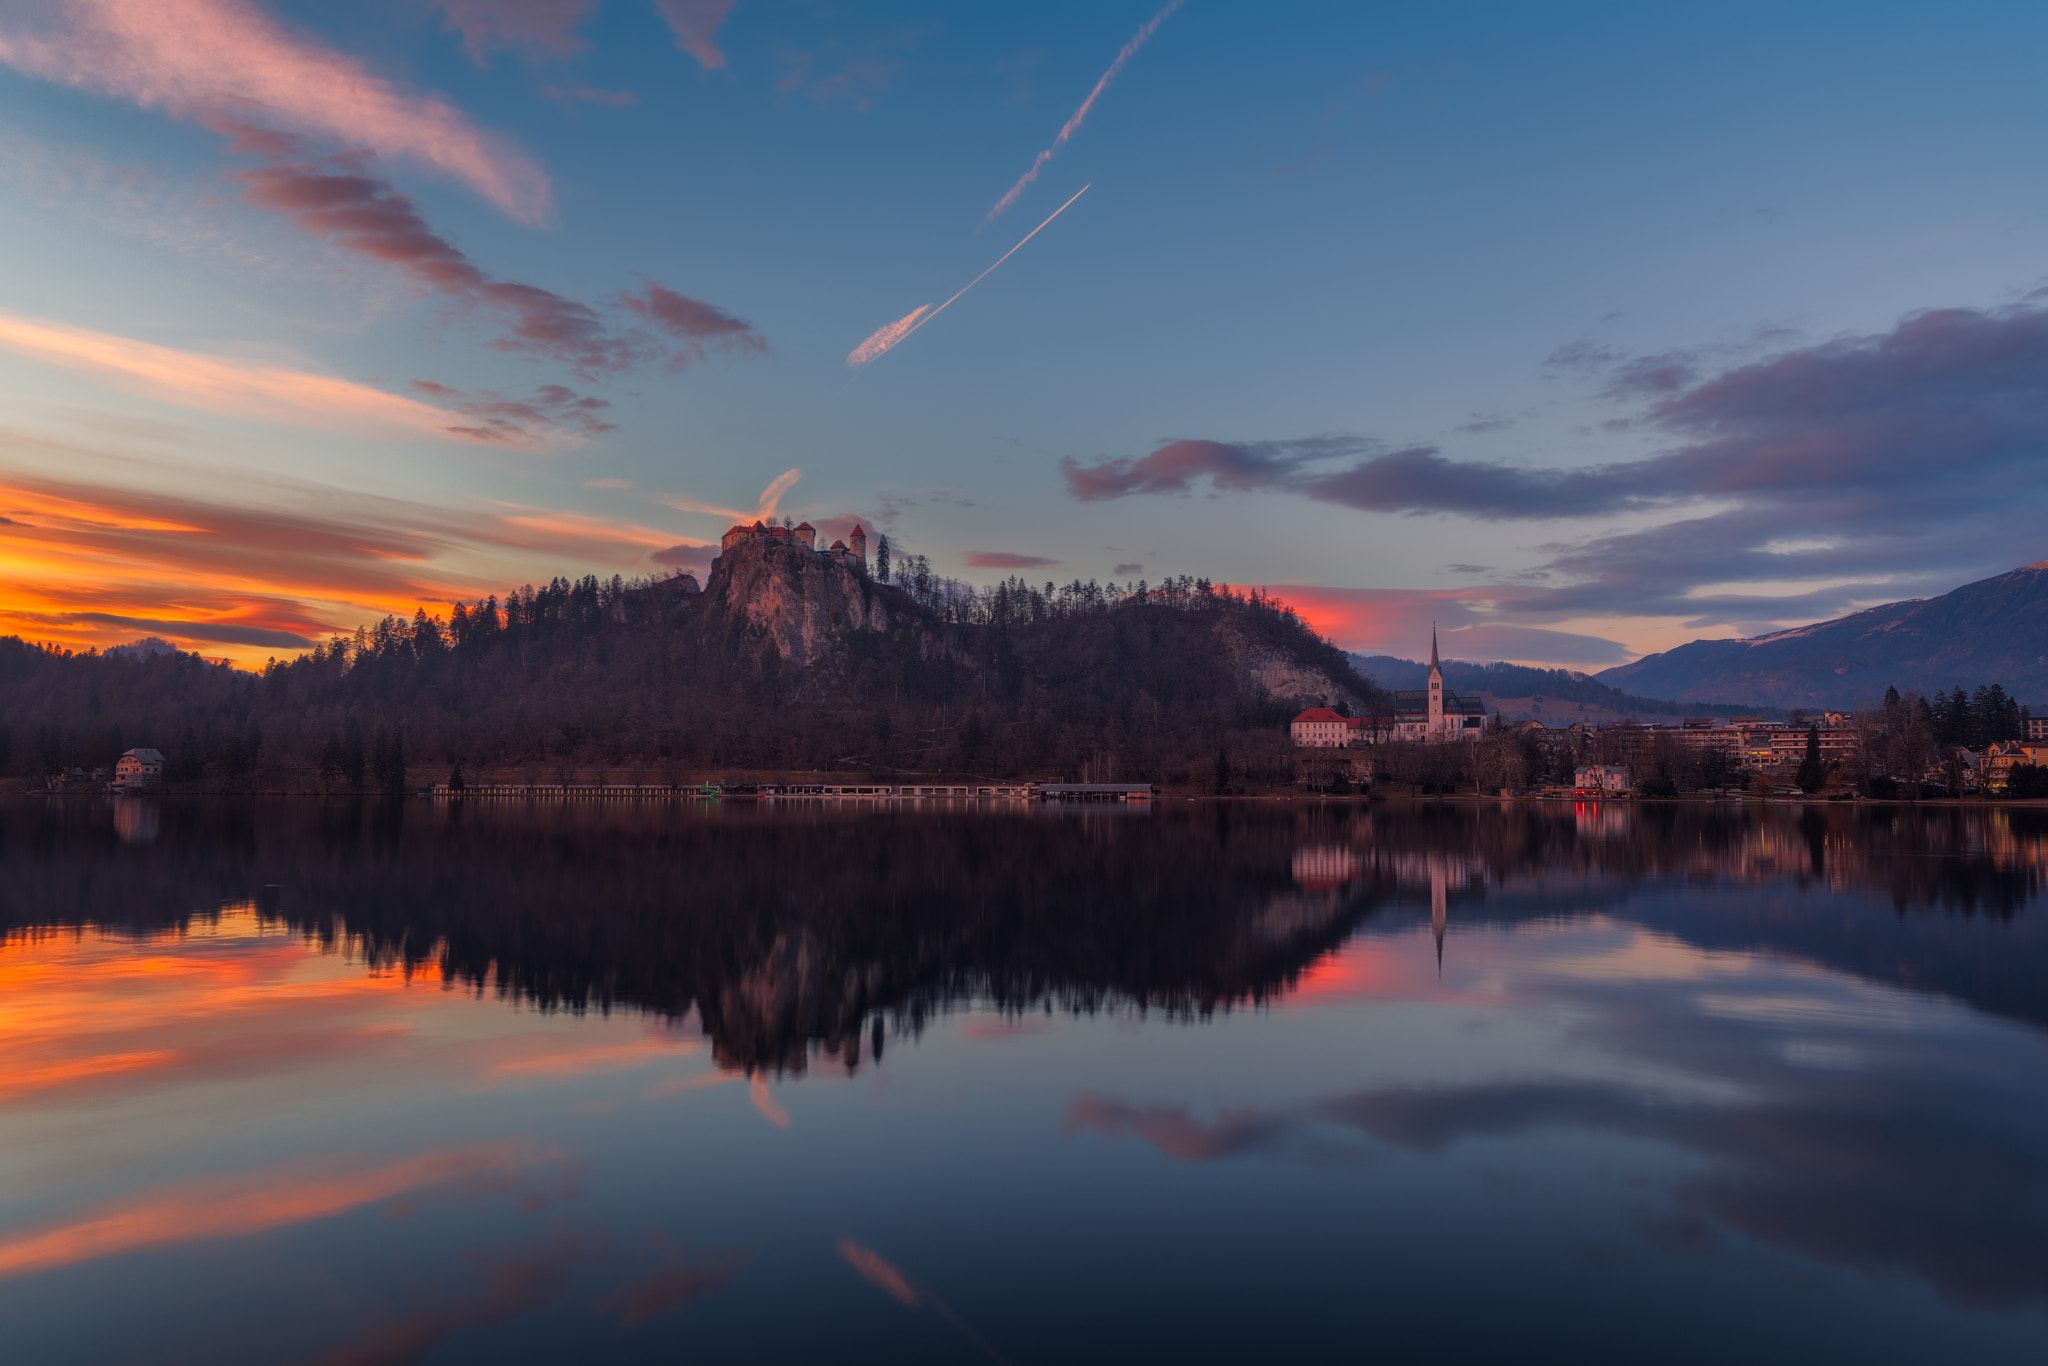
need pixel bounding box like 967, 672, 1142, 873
0, 1142, 557, 1282
307, 1228, 598, 1366
837, 1238, 921, 1307
1071, 923, 2048, 1309
597, 1241, 751, 1327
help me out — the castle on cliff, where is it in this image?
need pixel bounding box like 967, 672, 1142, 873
716, 520, 867, 572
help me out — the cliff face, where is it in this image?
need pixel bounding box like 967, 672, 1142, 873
1216, 615, 1369, 712
698, 536, 895, 670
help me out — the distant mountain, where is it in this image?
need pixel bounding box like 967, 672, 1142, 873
1596, 562, 2048, 708
1349, 655, 1778, 721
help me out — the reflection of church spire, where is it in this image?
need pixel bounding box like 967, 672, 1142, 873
1430, 862, 1447, 974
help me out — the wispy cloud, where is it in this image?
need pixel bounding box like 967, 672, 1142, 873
221, 131, 646, 378
438, 0, 595, 67
650, 468, 803, 524
966, 552, 1058, 569
619, 283, 766, 368
215, 130, 762, 382
652, 0, 736, 71
411, 380, 615, 442
0, 308, 494, 441
0, 0, 550, 222
984, 0, 1182, 224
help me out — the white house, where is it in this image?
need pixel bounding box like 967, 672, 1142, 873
1573, 765, 1630, 795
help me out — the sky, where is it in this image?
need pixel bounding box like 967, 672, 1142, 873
3, 0, 2047, 669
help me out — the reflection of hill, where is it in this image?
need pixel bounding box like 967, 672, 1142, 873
1330, 803, 2048, 1029
0, 800, 1367, 1074
1, 799, 2043, 1068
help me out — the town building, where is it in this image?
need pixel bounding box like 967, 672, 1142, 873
2028, 716, 2048, 741
1983, 741, 2048, 791
1573, 765, 1630, 794
1290, 707, 1354, 748
114, 748, 165, 789
1386, 632, 1486, 742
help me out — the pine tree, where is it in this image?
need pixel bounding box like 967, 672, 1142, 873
875, 534, 892, 583
1795, 724, 1825, 793
341, 717, 366, 790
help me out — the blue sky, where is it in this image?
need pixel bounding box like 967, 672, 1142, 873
2, 0, 2046, 664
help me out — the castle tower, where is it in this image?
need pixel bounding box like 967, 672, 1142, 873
795, 521, 816, 551
849, 524, 867, 566
1427, 627, 1444, 738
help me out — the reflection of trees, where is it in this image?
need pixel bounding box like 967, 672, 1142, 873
0, 800, 1371, 1075
1, 798, 2044, 1068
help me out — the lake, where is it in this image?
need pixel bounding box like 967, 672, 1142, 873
2, 797, 2045, 1364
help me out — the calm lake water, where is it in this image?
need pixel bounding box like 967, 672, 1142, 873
2, 797, 2045, 1364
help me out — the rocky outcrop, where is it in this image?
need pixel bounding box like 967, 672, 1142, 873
699, 535, 894, 670
1216, 615, 1369, 712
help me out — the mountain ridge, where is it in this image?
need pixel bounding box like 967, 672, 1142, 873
1595, 562, 2048, 708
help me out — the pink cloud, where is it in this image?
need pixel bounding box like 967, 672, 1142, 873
410, 379, 615, 442
0, 0, 550, 222
965, 552, 1058, 569
620, 283, 765, 368
651, 0, 735, 70
225, 137, 646, 376
438, 0, 595, 66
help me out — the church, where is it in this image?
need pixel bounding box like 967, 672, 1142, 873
1387, 631, 1487, 742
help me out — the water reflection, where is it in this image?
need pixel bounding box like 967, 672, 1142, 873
0, 798, 2043, 1362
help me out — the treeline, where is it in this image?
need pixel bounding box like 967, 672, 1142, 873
0, 562, 1377, 789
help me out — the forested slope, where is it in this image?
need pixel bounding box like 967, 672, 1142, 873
0, 538, 1380, 787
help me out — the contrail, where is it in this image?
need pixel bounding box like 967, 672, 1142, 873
984, 0, 1182, 225
846, 184, 1090, 368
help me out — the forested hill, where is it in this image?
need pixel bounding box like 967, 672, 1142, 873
0, 538, 1379, 786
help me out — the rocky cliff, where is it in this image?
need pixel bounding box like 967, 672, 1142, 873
698, 535, 897, 670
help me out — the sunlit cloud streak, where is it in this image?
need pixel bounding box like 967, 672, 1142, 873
835, 1238, 1011, 1363
848, 185, 1090, 367
0, 0, 550, 222
0, 308, 495, 442
984, 0, 1181, 224
0, 1143, 552, 1281
651, 468, 803, 523
846, 306, 929, 367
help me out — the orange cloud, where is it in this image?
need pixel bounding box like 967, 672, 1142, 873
0, 459, 706, 663
0, 0, 550, 221
0, 1142, 550, 1282
0, 310, 518, 443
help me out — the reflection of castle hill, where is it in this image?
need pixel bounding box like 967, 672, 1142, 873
0, 800, 1371, 1075
2, 800, 2045, 1064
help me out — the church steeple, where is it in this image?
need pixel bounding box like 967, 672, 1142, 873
1430, 625, 1439, 671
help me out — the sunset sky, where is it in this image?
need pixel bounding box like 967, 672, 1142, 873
4, 0, 2047, 667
